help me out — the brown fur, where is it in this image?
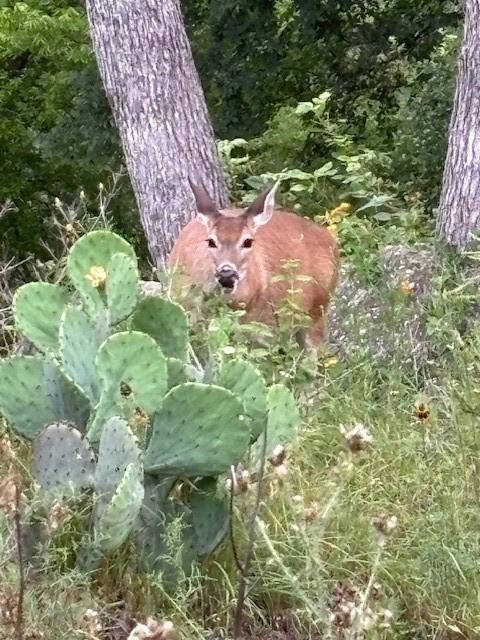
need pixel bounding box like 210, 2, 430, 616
169, 197, 339, 350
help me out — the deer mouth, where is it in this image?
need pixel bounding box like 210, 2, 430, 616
216, 266, 239, 292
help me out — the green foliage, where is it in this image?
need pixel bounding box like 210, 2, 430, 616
0, 356, 90, 438
13, 282, 70, 353
66, 230, 136, 320
216, 358, 267, 439
32, 421, 95, 493
0, 228, 300, 575
144, 383, 248, 477
95, 331, 167, 416
131, 297, 188, 360
95, 462, 144, 553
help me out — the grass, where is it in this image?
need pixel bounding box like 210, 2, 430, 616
1, 215, 480, 639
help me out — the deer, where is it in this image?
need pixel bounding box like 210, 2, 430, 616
168, 180, 340, 353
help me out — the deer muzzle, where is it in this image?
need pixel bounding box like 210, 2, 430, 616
215, 265, 239, 290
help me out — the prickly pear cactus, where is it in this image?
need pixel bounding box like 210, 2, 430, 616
136, 497, 197, 580
59, 306, 103, 403
217, 359, 267, 439
32, 422, 95, 492
106, 253, 139, 325
13, 282, 69, 353
95, 331, 167, 415
144, 383, 249, 477
253, 384, 300, 462
131, 297, 188, 359
67, 230, 136, 320
94, 416, 141, 501
190, 477, 229, 555
166, 358, 188, 390
0, 356, 90, 438
95, 462, 144, 553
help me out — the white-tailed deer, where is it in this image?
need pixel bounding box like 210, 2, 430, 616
168, 180, 339, 351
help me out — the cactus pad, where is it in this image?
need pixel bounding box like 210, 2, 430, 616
67, 230, 135, 319
217, 359, 267, 439
94, 416, 141, 500
136, 499, 196, 580
59, 306, 101, 403
0, 356, 90, 438
95, 331, 167, 415
32, 422, 95, 492
106, 253, 139, 325
131, 297, 188, 359
144, 383, 249, 477
86, 391, 123, 442
190, 477, 229, 555
13, 282, 69, 353
253, 384, 299, 461
95, 462, 144, 553
167, 358, 187, 390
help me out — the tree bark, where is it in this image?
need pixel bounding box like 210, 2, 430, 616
437, 0, 480, 251
85, 0, 229, 265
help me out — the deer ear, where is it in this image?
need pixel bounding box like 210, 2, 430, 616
189, 178, 219, 228
245, 180, 279, 230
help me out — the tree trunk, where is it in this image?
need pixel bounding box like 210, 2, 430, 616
437, 0, 480, 251
85, 0, 229, 265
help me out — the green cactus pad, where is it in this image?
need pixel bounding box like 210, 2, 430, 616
95, 416, 141, 500
167, 358, 187, 390
106, 253, 139, 325
190, 477, 229, 555
67, 230, 135, 319
144, 383, 249, 477
96, 462, 144, 553
252, 384, 300, 462
131, 297, 188, 359
13, 282, 70, 353
32, 422, 95, 492
136, 499, 196, 580
0, 356, 90, 438
59, 306, 102, 403
96, 331, 167, 415
86, 391, 123, 442
217, 359, 267, 439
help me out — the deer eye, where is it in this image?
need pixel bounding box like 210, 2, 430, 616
207, 238, 217, 248
241, 238, 254, 249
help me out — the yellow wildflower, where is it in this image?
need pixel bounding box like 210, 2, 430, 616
324, 356, 339, 368
325, 201, 352, 226
399, 279, 414, 295
85, 265, 107, 288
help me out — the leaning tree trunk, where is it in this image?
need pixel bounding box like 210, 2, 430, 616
85, 0, 229, 265
437, 0, 480, 251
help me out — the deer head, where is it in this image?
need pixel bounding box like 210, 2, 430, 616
189, 179, 279, 293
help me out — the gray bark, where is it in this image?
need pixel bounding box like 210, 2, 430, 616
85, 0, 229, 265
437, 0, 480, 251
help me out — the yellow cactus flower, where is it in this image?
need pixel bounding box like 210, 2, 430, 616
85, 265, 107, 288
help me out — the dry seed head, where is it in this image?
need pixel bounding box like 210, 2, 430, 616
47, 500, 72, 535
340, 423, 373, 453
85, 265, 107, 288
373, 514, 398, 538
77, 609, 102, 636
303, 501, 319, 522
128, 617, 175, 640
0, 475, 18, 516
0, 436, 15, 463
274, 463, 289, 479
269, 444, 286, 466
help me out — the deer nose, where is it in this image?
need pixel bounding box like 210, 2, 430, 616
216, 265, 238, 289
